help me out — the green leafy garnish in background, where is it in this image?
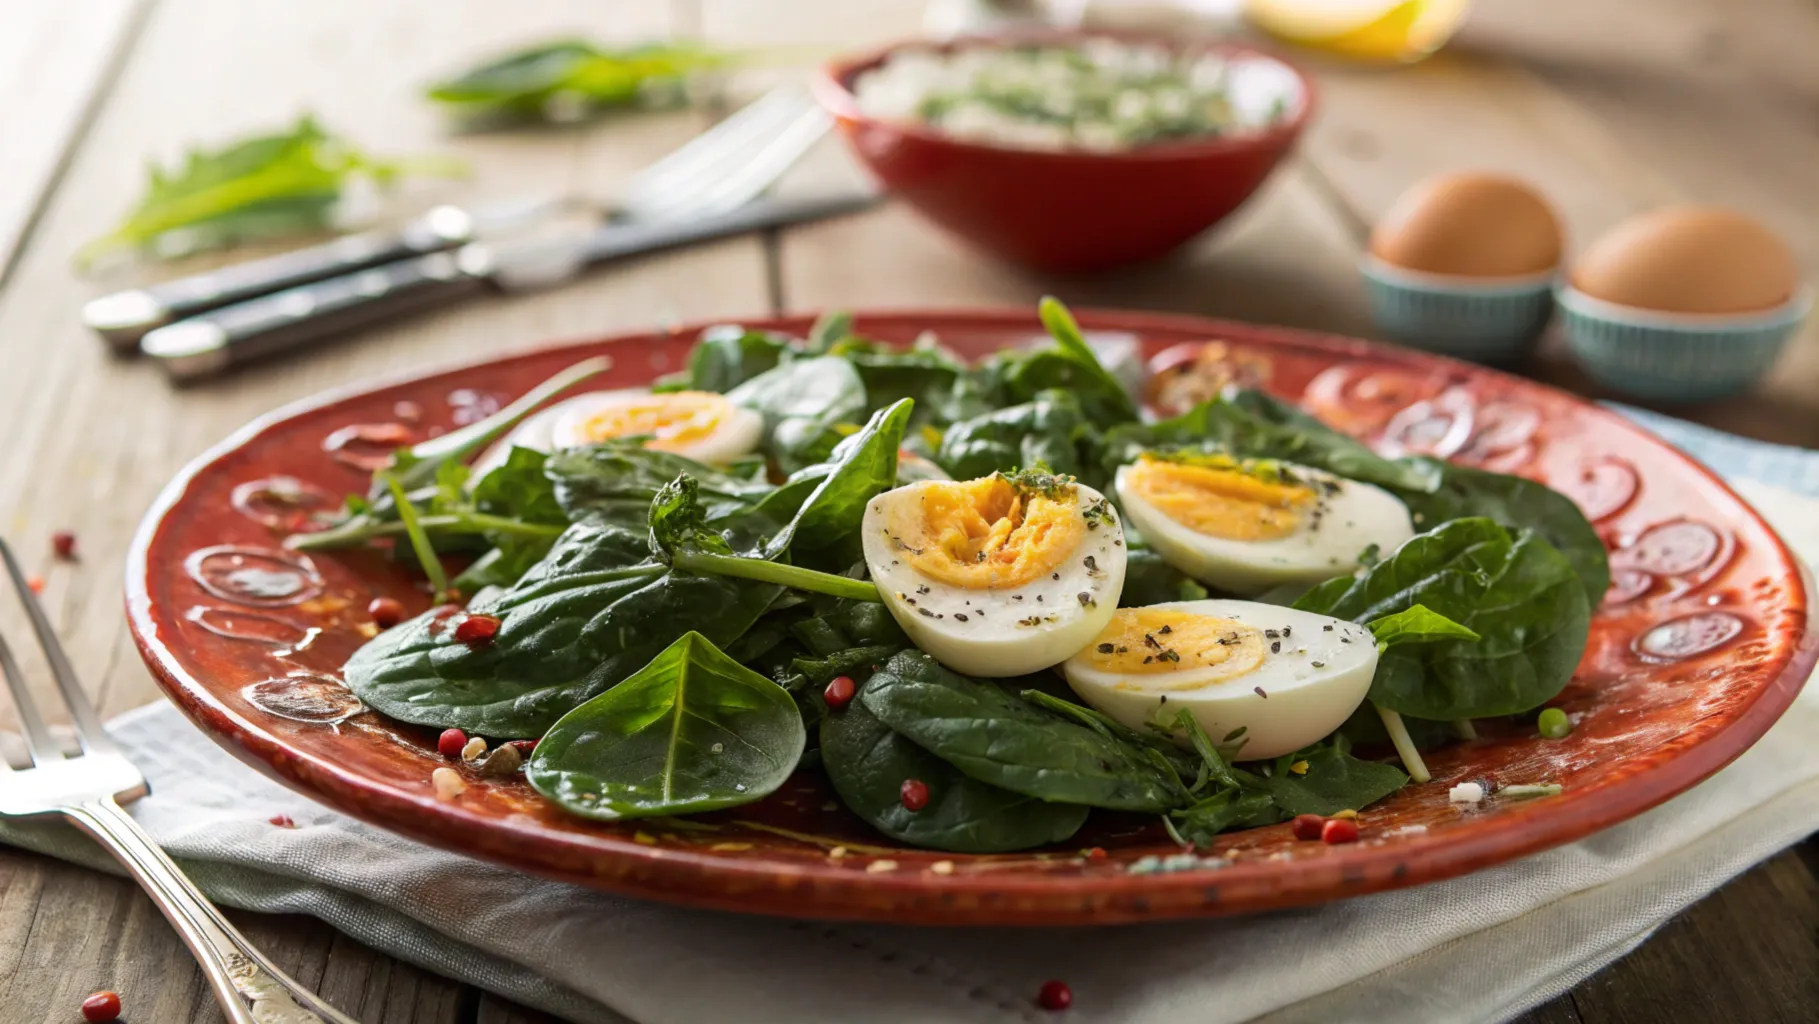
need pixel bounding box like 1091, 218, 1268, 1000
77, 115, 462, 266
425, 39, 728, 125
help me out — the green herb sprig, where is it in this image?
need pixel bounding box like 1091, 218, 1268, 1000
78, 115, 462, 266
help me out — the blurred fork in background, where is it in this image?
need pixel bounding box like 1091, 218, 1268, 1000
0, 538, 357, 1024
84, 84, 831, 351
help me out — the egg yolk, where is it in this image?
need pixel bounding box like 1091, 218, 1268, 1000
1083, 608, 1265, 687
886, 476, 1085, 590
578, 391, 729, 452
1124, 455, 1315, 541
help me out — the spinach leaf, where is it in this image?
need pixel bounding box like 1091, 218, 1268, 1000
768, 399, 912, 561
1294, 517, 1591, 719
1397, 460, 1610, 607
1253, 744, 1408, 817
1120, 539, 1210, 607
804, 311, 854, 354
727, 356, 868, 472
1169, 790, 1281, 847
527, 632, 804, 819
343, 519, 778, 735
821, 697, 1088, 853
1366, 604, 1481, 649
1100, 390, 1439, 494
935, 389, 1094, 480
861, 652, 1190, 812
670, 325, 790, 393
545, 442, 773, 524
978, 298, 1140, 429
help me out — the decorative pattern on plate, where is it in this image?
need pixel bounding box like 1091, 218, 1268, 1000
230, 476, 339, 533
321, 423, 415, 471
186, 606, 320, 657
125, 309, 1815, 925
241, 673, 365, 725
184, 546, 323, 608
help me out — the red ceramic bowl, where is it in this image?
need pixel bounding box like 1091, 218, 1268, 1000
814, 33, 1316, 274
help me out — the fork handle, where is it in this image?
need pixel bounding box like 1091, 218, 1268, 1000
64, 798, 358, 1024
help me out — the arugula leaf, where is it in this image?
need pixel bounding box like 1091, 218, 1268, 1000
861, 651, 1190, 812
426, 40, 725, 125
935, 389, 1094, 480
1100, 390, 1438, 494
1366, 604, 1481, 650
821, 697, 1088, 853
726, 356, 869, 473
78, 115, 459, 265
1396, 460, 1610, 607
1294, 517, 1591, 719
342, 519, 778, 735
527, 632, 804, 819
1252, 744, 1408, 817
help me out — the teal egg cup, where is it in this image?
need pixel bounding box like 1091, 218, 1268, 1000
1360, 256, 1556, 363
1556, 285, 1812, 402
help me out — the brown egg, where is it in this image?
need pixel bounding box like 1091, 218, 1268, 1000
1370, 173, 1563, 277
1571, 207, 1799, 314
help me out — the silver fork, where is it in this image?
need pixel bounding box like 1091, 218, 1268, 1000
615, 83, 831, 222
0, 539, 357, 1024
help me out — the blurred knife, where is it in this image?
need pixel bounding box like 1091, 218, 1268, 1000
139, 188, 880, 381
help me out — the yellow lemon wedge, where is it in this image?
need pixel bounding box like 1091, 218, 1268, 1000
1243, 0, 1471, 64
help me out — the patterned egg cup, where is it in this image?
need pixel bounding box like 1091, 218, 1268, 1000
1556, 285, 1814, 403
1360, 255, 1556, 364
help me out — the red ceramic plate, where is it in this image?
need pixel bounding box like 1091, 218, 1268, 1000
127, 309, 1815, 926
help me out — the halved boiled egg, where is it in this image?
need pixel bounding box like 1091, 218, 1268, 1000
1116, 454, 1413, 595
474, 389, 763, 477
862, 472, 1126, 677
1061, 599, 1377, 761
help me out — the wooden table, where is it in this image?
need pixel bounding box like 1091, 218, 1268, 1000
1, 0, 1815, 1020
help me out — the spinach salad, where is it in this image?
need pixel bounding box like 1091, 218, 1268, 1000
291, 298, 1603, 854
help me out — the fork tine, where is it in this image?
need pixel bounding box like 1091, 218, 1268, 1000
0, 626, 61, 764
0, 540, 114, 756
639, 105, 832, 223
616, 85, 815, 219
618, 86, 806, 201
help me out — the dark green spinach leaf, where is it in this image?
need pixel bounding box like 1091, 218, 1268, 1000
977, 298, 1140, 429
1294, 517, 1590, 719
861, 652, 1190, 812
726, 356, 868, 472
343, 519, 778, 735
1253, 744, 1408, 817
935, 389, 1094, 480
820, 698, 1088, 853
1397, 460, 1610, 607
527, 632, 804, 819
545, 442, 773, 524
669, 325, 791, 393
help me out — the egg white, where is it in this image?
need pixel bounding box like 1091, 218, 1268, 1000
862, 480, 1127, 678
1116, 462, 1413, 596
549, 389, 762, 464
1061, 599, 1378, 761
471, 389, 764, 481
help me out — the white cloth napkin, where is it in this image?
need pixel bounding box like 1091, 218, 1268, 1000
3, 410, 1816, 1024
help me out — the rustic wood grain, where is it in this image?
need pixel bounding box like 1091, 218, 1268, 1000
1568, 847, 1819, 1023
0, 0, 149, 283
